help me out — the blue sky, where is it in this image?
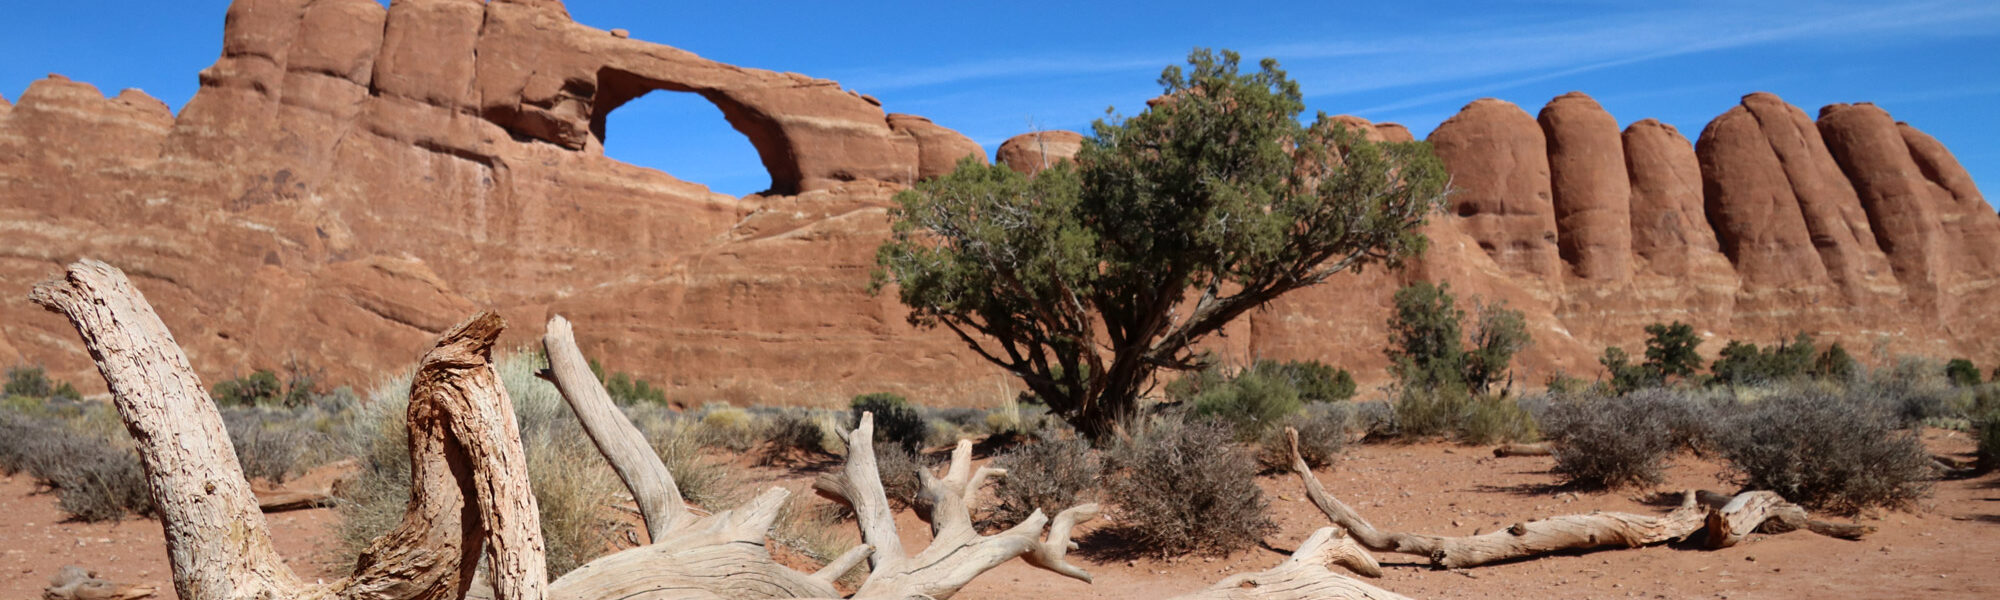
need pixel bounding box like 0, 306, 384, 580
3, 1, 1996, 200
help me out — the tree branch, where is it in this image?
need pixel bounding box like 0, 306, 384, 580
540, 315, 687, 540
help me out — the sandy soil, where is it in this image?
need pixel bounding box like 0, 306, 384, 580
4, 429, 1994, 599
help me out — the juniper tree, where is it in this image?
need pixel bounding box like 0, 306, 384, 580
873, 49, 1449, 440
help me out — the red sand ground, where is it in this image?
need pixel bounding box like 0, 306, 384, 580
4, 430, 1994, 599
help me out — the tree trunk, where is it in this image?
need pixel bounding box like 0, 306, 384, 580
1284, 428, 1872, 569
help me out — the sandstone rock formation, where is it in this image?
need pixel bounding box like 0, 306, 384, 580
996, 129, 1084, 175
2, 1, 1996, 404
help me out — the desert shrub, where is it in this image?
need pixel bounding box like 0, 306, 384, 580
1256, 402, 1348, 471
212, 362, 329, 408
1544, 371, 1586, 394
586, 358, 668, 405
626, 405, 733, 508
1945, 358, 1982, 388
1543, 390, 1684, 489
1457, 394, 1539, 445
0, 411, 153, 521
222, 408, 327, 483
870, 441, 928, 509
1348, 400, 1395, 437
1258, 360, 1356, 403
758, 410, 841, 465
5, 366, 81, 401
1812, 343, 1860, 382
1391, 381, 1470, 438
1186, 365, 1302, 439
1974, 406, 2000, 473
1717, 389, 1932, 514
1710, 334, 1817, 387
989, 432, 1100, 528
1105, 419, 1274, 557
696, 404, 762, 451
851, 393, 929, 453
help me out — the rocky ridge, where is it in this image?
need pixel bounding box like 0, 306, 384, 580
2, 0, 1994, 404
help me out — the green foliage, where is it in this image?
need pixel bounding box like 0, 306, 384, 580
1265, 359, 1357, 403
1106, 419, 1275, 557
1385, 281, 1465, 390
1392, 381, 1471, 439
1599, 346, 1652, 394
1945, 358, 1982, 387
1385, 282, 1529, 397
211, 363, 324, 408
1975, 405, 2000, 473
851, 392, 930, 453
873, 48, 1449, 440
4, 366, 81, 401
588, 358, 667, 405
1643, 321, 1704, 381
1189, 369, 1301, 439
1710, 334, 1818, 387
1457, 394, 1539, 445
1812, 342, 1860, 382
1465, 300, 1530, 395
1544, 371, 1586, 395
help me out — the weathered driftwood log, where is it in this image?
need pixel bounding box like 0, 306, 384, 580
1284, 429, 1870, 568
36, 261, 1102, 600
1694, 490, 1874, 547
32, 260, 542, 600
1164, 528, 1409, 600
43, 566, 157, 600
811, 419, 1100, 599
1491, 442, 1553, 457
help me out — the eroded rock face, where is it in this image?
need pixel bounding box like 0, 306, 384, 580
3, 1, 1997, 403
996, 130, 1085, 176
1427, 99, 1564, 287
1539, 92, 1632, 281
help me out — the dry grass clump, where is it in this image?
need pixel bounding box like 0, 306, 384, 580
988, 432, 1100, 528
1103, 418, 1274, 557
769, 493, 864, 587
1718, 388, 1932, 514
1255, 402, 1348, 472
334, 352, 628, 576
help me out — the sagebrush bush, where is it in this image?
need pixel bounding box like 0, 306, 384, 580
0, 411, 153, 521
1256, 403, 1348, 472
1391, 382, 1470, 438
1542, 390, 1687, 489
1975, 407, 2000, 473
989, 432, 1100, 528
1105, 419, 1274, 557
758, 410, 841, 465
870, 441, 929, 510
852, 393, 930, 453
1457, 394, 1538, 445
1718, 389, 1932, 514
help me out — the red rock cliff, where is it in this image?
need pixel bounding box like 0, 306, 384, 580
3, 2, 1996, 404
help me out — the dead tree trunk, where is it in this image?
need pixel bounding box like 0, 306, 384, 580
1165, 528, 1408, 600
1283, 428, 1870, 569
34, 259, 1107, 600
32, 260, 543, 600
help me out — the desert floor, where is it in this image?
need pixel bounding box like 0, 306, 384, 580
4, 429, 1994, 599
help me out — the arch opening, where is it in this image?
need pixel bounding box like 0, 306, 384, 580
592, 73, 772, 197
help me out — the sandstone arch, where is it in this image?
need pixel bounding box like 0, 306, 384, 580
587, 71, 774, 194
